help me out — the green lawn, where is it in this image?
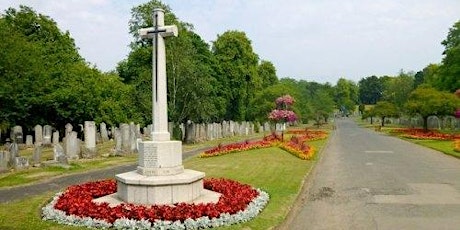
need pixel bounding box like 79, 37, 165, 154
403, 138, 460, 158
0, 137, 328, 229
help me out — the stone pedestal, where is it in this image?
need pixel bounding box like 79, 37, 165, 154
115, 140, 210, 205
116, 169, 205, 205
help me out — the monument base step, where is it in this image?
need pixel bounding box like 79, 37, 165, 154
93, 189, 221, 207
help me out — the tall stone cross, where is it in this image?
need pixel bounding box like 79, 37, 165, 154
139, 8, 178, 141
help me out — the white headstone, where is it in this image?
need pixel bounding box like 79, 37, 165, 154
43, 125, 52, 145
65, 131, 80, 159
11, 126, 23, 144
25, 135, 33, 147
52, 131, 59, 145
120, 123, 130, 152
65, 123, 73, 137
34, 125, 43, 145
84, 121, 96, 153
100, 122, 109, 142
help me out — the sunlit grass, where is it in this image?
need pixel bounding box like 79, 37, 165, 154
0, 131, 330, 229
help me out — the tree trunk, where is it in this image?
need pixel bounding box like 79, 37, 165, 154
381, 116, 385, 127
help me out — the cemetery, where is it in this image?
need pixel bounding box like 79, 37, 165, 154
0, 0, 459, 229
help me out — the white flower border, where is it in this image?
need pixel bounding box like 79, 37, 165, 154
42, 189, 269, 229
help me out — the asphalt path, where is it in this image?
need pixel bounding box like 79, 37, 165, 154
282, 118, 460, 230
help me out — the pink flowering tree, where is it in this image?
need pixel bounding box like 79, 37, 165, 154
268, 95, 298, 131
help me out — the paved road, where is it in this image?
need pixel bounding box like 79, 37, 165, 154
284, 118, 460, 230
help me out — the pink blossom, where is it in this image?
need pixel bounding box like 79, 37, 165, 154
268, 109, 297, 122
455, 109, 460, 118
275, 95, 295, 107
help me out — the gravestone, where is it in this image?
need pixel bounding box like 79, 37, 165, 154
14, 157, 29, 169
65, 131, 80, 160
84, 121, 96, 156
8, 142, 19, 166
113, 128, 122, 155
115, 9, 212, 206
264, 122, 271, 132
185, 122, 194, 143
129, 122, 137, 152
25, 135, 33, 147
32, 143, 42, 167
52, 131, 59, 145
34, 125, 43, 145
11, 126, 23, 144
65, 123, 73, 137
120, 123, 130, 152
0, 151, 8, 171
100, 122, 109, 142
43, 125, 52, 146
53, 144, 67, 164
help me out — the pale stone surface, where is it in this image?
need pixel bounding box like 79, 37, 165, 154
34, 125, 43, 145
113, 128, 122, 155
100, 122, 109, 142
65, 131, 80, 159
120, 123, 130, 152
65, 123, 73, 137
115, 9, 211, 206
116, 169, 205, 205
52, 131, 59, 145
84, 121, 96, 151
25, 135, 33, 147
43, 125, 52, 145
32, 143, 42, 166
11, 125, 23, 143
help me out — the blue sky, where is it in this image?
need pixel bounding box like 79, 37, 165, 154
1, 0, 459, 84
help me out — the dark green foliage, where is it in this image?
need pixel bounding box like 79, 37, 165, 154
0, 6, 141, 131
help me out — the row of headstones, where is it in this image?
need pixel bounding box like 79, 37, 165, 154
0, 120, 272, 171
180, 121, 271, 143
367, 116, 459, 129
0, 121, 143, 172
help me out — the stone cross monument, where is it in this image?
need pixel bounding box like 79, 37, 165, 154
114, 8, 219, 205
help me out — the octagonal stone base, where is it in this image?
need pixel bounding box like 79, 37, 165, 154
116, 169, 206, 205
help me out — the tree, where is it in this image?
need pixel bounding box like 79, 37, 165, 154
358, 75, 383, 104
258, 60, 278, 88
334, 78, 358, 115
372, 101, 399, 127
311, 90, 335, 126
382, 71, 414, 110
119, 0, 223, 129
405, 86, 460, 131
436, 20, 460, 92
212, 30, 260, 121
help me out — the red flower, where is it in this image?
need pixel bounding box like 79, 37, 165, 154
53, 178, 259, 224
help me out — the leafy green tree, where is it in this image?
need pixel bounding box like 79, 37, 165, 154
119, 0, 223, 129
212, 30, 260, 121
311, 90, 335, 125
334, 78, 358, 114
382, 71, 414, 110
358, 75, 383, 104
405, 86, 460, 131
436, 20, 460, 92
258, 60, 278, 88
372, 101, 399, 127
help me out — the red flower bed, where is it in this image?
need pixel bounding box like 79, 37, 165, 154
200, 130, 328, 160
287, 129, 328, 141
390, 128, 459, 140
280, 135, 315, 160
54, 178, 259, 224
200, 140, 274, 157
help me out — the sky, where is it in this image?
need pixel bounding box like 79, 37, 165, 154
1, 0, 459, 84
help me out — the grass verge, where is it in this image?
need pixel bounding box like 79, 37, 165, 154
0, 137, 328, 229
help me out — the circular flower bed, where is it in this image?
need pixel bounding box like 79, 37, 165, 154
42, 178, 269, 229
